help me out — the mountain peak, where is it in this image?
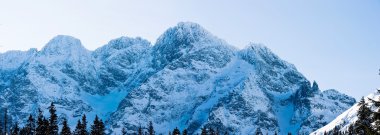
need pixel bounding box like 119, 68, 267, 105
152, 22, 230, 69
41, 35, 88, 56
155, 22, 215, 46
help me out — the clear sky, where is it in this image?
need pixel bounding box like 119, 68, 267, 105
0, 0, 379, 99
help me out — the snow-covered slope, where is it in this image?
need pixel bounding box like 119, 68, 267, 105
108, 22, 355, 134
0, 22, 355, 135
311, 91, 377, 135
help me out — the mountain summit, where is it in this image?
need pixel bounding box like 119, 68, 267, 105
0, 22, 355, 135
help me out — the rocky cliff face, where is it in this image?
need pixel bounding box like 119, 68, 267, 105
0, 22, 355, 135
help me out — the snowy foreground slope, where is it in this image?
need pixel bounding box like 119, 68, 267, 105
0, 22, 355, 135
311, 91, 379, 135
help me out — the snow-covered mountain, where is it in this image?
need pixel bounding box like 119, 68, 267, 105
311, 91, 379, 135
0, 22, 355, 135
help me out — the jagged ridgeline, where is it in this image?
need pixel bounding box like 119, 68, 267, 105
0, 22, 355, 134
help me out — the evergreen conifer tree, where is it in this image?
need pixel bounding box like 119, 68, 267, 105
355, 97, 373, 134
137, 126, 142, 135
61, 118, 71, 135
91, 116, 105, 135
121, 127, 127, 135
48, 103, 58, 135
36, 109, 45, 135
200, 127, 207, 135
98, 120, 105, 135
172, 127, 180, 135
4, 108, 7, 135
73, 120, 82, 135
81, 115, 88, 135
25, 114, 35, 135
11, 123, 19, 135
43, 118, 50, 135
147, 121, 154, 135
347, 124, 354, 135
182, 129, 188, 135
209, 128, 215, 135
254, 127, 263, 135
20, 127, 28, 135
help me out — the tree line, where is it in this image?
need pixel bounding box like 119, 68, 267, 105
0, 103, 105, 135
0, 102, 297, 135
324, 91, 380, 135
131, 123, 289, 135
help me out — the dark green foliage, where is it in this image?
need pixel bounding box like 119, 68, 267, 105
255, 127, 263, 135
4, 108, 8, 135
11, 123, 19, 135
90, 115, 105, 135
25, 115, 35, 135
355, 97, 374, 135
347, 124, 354, 135
48, 103, 58, 135
148, 121, 154, 135
81, 115, 88, 135
138, 126, 143, 135
182, 129, 188, 135
43, 118, 50, 135
172, 127, 180, 135
201, 127, 207, 135
121, 127, 127, 135
73, 120, 82, 135
209, 128, 215, 135
36, 109, 46, 135
19, 127, 28, 135
61, 118, 71, 135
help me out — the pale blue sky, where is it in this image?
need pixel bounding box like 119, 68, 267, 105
0, 0, 379, 99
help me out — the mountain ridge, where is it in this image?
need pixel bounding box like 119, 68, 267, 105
0, 22, 355, 135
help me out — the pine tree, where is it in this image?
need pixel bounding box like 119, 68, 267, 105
97, 120, 105, 135
215, 128, 220, 135
172, 127, 180, 135
223, 131, 228, 135
209, 128, 215, 135
81, 115, 88, 135
355, 97, 374, 134
347, 124, 354, 135
274, 131, 278, 135
137, 126, 142, 135
48, 103, 58, 135
182, 129, 188, 135
20, 127, 28, 135
147, 121, 154, 135
255, 127, 263, 135
61, 118, 71, 135
4, 108, 8, 135
332, 126, 339, 135
43, 118, 50, 135
200, 127, 207, 135
73, 120, 82, 135
36, 109, 45, 135
121, 127, 127, 135
90, 115, 105, 135
372, 102, 380, 133
25, 114, 36, 135
11, 123, 19, 135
